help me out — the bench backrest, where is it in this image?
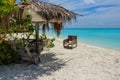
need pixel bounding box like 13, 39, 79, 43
68, 35, 77, 41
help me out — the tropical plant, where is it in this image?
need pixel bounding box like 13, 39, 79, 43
0, 0, 20, 65
0, 0, 34, 65
0, 0, 17, 43
47, 38, 55, 48
39, 34, 55, 48
0, 41, 20, 65
0, 0, 15, 18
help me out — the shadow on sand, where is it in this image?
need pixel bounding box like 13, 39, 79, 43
0, 52, 65, 80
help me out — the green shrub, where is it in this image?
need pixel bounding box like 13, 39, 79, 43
39, 34, 55, 48
47, 38, 55, 48
0, 41, 20, 65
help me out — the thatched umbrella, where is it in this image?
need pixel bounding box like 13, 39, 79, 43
15, 0, 77, 54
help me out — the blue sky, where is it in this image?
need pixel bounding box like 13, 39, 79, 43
16, 0, 120, 28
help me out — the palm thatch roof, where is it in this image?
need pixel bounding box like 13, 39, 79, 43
16, 0, 77, 36
32, 1, 76, 22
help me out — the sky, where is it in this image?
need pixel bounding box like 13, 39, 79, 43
16, 0, 120, 28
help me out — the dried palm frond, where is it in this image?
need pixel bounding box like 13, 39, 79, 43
30, 1, 76, 22
51, 23, 63, 37
42, 23, 49, 33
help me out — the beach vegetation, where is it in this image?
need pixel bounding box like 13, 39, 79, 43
0, 0, 33, 65
39, 34, 55, 48
0, 41, 20, 65
0, 0, 19, 65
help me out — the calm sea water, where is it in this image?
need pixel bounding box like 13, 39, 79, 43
39, 28, 120, 51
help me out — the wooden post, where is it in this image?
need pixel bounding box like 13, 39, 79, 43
35, 22, 39, 54
35, 22, 39, 41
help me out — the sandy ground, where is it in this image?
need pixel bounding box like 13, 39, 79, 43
0, 37, 120, 80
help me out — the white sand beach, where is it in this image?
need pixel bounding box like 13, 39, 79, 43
0, 37, 120, 80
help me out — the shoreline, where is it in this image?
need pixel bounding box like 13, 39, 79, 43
78, 41, 120, 52
47, 35, 120, 53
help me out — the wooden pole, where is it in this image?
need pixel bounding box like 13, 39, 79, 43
35, 22, 39, 54
35, 22, 39, 41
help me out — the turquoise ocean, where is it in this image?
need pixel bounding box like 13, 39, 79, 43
39, 28, 120, 51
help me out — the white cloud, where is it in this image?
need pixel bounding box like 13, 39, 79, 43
62, 2, 82, 10
84, 0, 95, 4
